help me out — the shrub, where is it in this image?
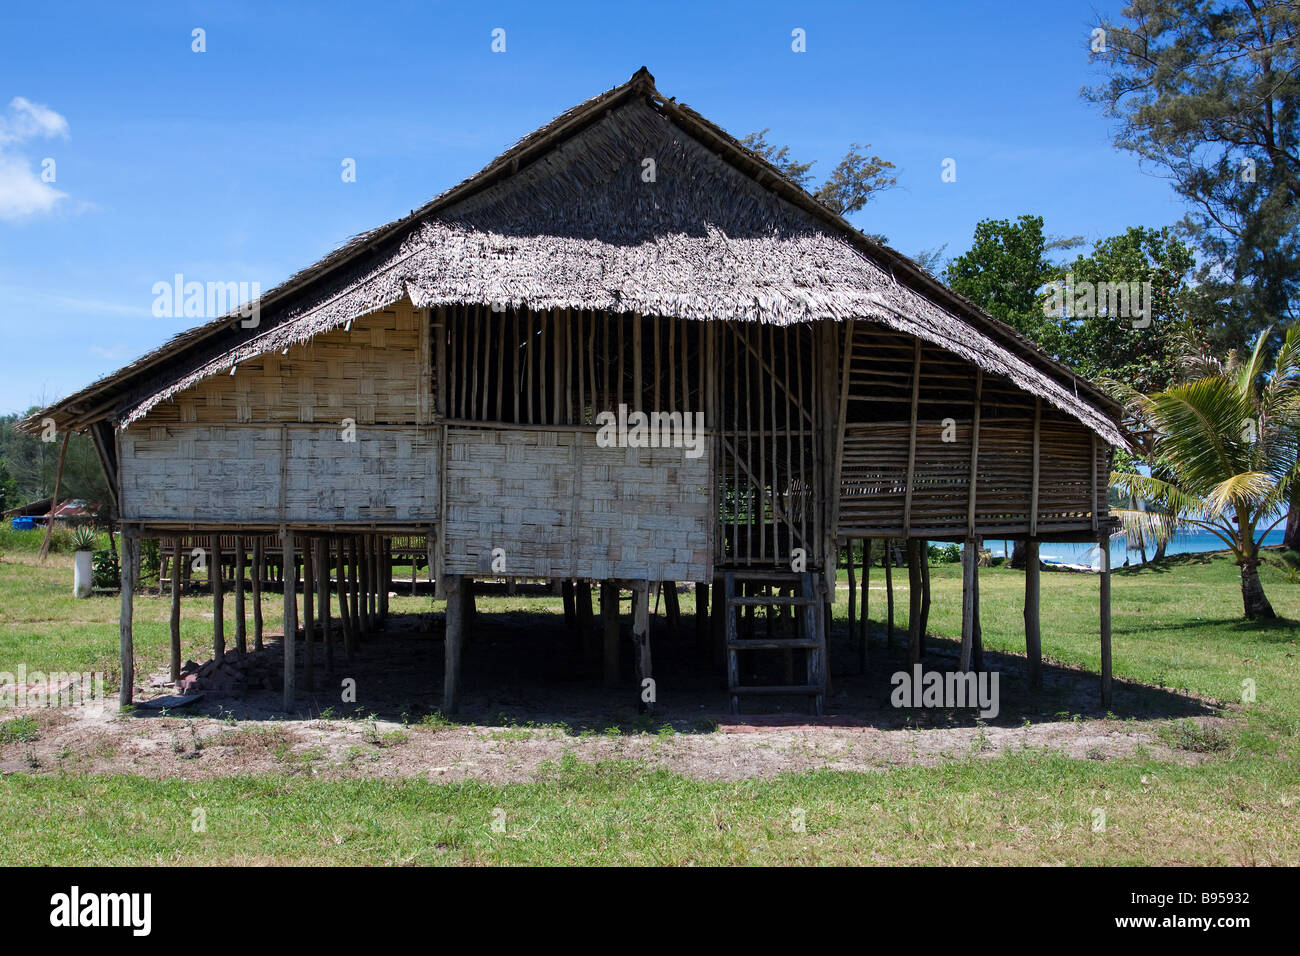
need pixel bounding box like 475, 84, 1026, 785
92, 548, 120, 589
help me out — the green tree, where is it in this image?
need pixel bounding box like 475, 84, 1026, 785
1048, 226, 1197, 394
1111, 328, 1300, 619
944, 215, 1082, 341
1086, 0, 1299, 348
741, 130, 897, 216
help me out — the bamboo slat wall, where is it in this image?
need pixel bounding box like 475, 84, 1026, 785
838, 326, 1109, 539
440, 304, 705, 426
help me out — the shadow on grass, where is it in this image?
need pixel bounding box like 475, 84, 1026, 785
125, 601, 1219, 735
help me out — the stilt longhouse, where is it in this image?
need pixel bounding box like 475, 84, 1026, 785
24, 68, 1129, 716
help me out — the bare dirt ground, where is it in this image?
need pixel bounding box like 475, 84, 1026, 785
0, 604, 1225, 783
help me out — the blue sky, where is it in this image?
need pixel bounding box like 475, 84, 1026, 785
0, 0, 1188, 416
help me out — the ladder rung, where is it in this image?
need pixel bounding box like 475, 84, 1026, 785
723, 570, 805, 582
730, 684, 824, 695
727, 639, 820, 650
727, 595, 818, 607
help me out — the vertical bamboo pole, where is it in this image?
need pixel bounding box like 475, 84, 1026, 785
859, 538, 870, 673
253, 537, 264, 651
210, 533, 224, 664
119, 530, 137, 706
337, 540, 355, 659
281, 529, 296, 710
443, 575, 463, 713
907, 538, 923, 666
234, 535, 247, 655
318, 537, 333, 671
348, 537, 362, 641
601, 581, 620, 688
1100, 532, 1112, 707
632, 582, 652, 713
885, 539, 895, 648
170, 536, 182, 684
302, 537, 315, 691
960, 538, 977, 672
1025, 539, 1041, 689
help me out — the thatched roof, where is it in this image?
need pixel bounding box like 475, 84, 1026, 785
24, 67, 1128, 447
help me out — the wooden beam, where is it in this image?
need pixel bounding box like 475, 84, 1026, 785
966, 370, 983, 538
119, 530, 138, 707
576, 580, 597, 661
281, 529, 296, 711
1030, 397, 1041, 537
443, 575, 463, 713
1024, 539, 1041, 689
903, 338, 921, 536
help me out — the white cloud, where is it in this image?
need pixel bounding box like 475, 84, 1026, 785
0, 96, 71, 222
0, 96, 69, 145
89, 344, 129, 360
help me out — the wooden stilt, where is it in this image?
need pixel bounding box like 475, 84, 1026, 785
234, 535, 247, 655
918, 539, 931, 656
694, 582, 709, 658
302, 537, 315, 692
169, 537, 182, 684
281, 529, 296, 711
1100, 532, 1112, 708
210, 533, 224, 665
359, 536, 371, 634
907, 538, 923, 666
379, 536, 390, 621
561, 580, 576, 632
252, 538, 264, 651
885, 538, 895, 648
443, 575, 463, 713
337, 540, 355, 660
972, 539, 983, 671
601, 581, 620, 688
1024, 539, 1041, 689
576, 581, 597, 662
632, 582, 652, 713
859, 538, 870, 673
348, 537, 362, 640
960, 538, 977, 672
846, 538, 856, 654
318, 537, 333, 672
119, 530, 138, 707
662, 582, 680, 638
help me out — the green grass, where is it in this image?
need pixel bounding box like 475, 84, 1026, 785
2, 546, 1299, 864
1, 753, 1296, 865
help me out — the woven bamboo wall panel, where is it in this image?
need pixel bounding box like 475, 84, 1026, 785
442, 426, 711, 581
119, 424, 440, 523
136, 299, 430, 428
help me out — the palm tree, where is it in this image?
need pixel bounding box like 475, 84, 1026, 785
1111, 328, 1300, 620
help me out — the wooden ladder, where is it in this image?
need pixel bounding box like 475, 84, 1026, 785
724, 570, 825, 716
